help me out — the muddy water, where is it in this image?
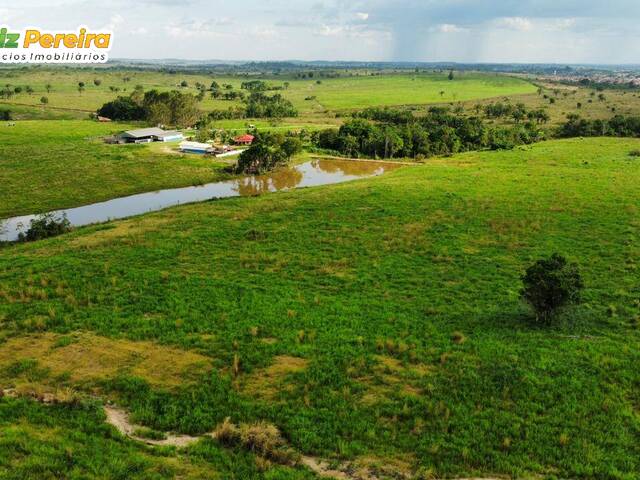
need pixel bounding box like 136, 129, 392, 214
1, 159, 401, 242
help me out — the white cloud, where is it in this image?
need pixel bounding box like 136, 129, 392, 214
0, 8, 16, 22
495, 17, 533, 31
355, 12, 369, 21
315, 23, 379, 39
435, 23, 465, 33
550, 18, 577, 30
105, 13, 124, 31
317, 24, 344, 36
250, 26, 279, 39
164, 18, 233, 38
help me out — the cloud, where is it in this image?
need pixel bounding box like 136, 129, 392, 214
0, 8, 17, 22
550, 18, 577, 30
104, 13, 124, 31
165, 19, 232, 38
10, 0, 640, 63
494, 17, 533, 31
435, 23, 466, 33
250, 26, 279, 39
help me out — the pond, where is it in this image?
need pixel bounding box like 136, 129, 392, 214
0, 159, 402, 242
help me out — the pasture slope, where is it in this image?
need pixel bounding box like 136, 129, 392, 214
0, 137, 639, 479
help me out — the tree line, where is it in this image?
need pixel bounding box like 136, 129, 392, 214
98, 86, 297, 125
97, 88, 200, 127
313, 107, 545, 159
558, 114, 640, 138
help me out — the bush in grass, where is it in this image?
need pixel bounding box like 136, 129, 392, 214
629, 149, 640, 157
520, 253, 584, 324
18, 213, 71, 242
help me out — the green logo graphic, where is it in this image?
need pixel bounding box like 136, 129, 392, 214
0, 28, 20, 48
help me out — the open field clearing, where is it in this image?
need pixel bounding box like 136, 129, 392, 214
0, 69, 535, 117
1, 138, 639, 478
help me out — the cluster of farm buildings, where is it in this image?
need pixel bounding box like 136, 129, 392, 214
115, 127, 254, 155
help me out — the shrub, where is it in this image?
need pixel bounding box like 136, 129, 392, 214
97, 96, 144, 121
520, 254, 584, 324
18, 213, 71, 242
629, 149, 640, 157
0, 108, 12, 120
214, 418, 297, 465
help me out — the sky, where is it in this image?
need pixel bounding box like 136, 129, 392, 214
3, 0, 640, 64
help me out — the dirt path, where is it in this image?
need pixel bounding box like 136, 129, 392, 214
2, 389, 502, 480
102, 404, 384, 479
102, 407, 508, 480
104, 405, 207, 448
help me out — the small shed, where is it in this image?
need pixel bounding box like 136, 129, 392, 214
234, 134, 255, 145
179, 141, 214, 154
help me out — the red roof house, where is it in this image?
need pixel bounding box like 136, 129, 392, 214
234, 134, 255, 145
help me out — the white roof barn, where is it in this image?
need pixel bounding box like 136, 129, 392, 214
120, 127, 167, 140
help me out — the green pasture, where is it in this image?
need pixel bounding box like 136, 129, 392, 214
0, 120, 230, 218
0, 68, 536, 117
0, 138, 638, 478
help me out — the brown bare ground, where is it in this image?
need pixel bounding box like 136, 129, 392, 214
104, 405, 207, 447
0, 332, 211, 389
241, 355, 308, 400
359, 356, 432, 406
69, 216, 173, 248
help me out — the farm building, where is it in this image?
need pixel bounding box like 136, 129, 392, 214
155, 130, 184, 142
118, 128, 184, 144
179, 141, 214, 154
234, 134, 255, 145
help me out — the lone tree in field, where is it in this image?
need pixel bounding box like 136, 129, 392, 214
40, 96, 48, 105
448, 70, 455, 81
520, 254, 584, 324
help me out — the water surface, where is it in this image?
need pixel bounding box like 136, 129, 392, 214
1, 159, 401, 242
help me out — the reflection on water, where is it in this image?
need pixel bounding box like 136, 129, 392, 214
1, 159, 401, 242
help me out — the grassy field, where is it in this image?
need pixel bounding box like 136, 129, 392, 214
0, 138, 638, 478
0, 120, 237, 218
0, 68, 535, 117
3, 68, 639, 133
459, 80, 640, 126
